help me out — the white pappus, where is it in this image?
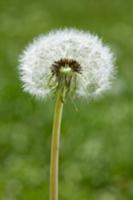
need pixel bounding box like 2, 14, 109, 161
19, 28, 115, 99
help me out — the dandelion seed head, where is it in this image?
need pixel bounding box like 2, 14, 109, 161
19, 28, 115, 99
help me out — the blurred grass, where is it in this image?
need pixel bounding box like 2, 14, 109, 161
0, 0, 133, 199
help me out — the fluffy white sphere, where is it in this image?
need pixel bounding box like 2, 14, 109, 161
19, 28, 115, 98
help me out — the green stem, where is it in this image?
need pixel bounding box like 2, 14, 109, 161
50, 90, 64, 200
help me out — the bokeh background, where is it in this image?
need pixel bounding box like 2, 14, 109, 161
0, 0, 133, 199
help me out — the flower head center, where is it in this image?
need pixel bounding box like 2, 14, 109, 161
51, 58, 81, 76
48, 58, 81, 99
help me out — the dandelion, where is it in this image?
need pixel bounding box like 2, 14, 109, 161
19, 28, 115, 200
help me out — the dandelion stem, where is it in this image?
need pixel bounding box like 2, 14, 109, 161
50, 89, 64, 200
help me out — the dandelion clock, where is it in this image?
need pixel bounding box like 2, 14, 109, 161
19, 28, 115, 200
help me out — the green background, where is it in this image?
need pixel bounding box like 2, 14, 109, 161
0, 0, 133, 199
